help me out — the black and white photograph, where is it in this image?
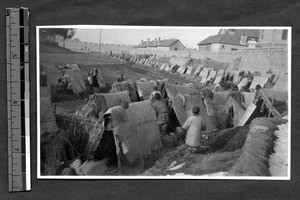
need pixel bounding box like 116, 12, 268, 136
37, 26, 291, 179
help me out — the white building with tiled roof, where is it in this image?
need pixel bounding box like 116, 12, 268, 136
135, 37, 185, 51
197, 29, 260, 52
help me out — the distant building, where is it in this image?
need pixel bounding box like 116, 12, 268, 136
258, 29, 288, 47
135, 37, 185, 51
197, 29, 260, 52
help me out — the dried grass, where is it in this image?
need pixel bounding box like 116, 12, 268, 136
228, 117, 287, 176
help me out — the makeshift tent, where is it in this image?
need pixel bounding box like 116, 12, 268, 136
159, 63, 166, 70
172, 94, 218, 134
89, 68, 106, 88
110, 81, 138, 102
237, 78, 249, 90
42, 64, 87, 95
164, 83, 196, 100
79, 91, 131, 118
136, 81, 156, 100
213, 76, 223, 85
249, 76, 269, 90
202, 92, 255, 129
40, 97, 58, 135
216, 69, 225, 77
125, 100, 162, 155
67, 63, 80, 71
103, 101, 162, 173
64, 69, 86, 94
185, 66, 195, 75
272, 74, 288, 91
238, 89, 287, 126
199, 68, 210, 83
194, 65, 203, 75
206, 70, 217, 81
177, 66, 187, 74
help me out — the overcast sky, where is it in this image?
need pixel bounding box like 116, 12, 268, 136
74, 27, 220, 49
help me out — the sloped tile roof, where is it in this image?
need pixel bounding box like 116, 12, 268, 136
136, 39, 180, 48
198, 29, 260, 46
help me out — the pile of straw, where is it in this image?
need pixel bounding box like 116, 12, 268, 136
40, 131, 67, 175
56, 113, 105, 160
228, 117, 287, 176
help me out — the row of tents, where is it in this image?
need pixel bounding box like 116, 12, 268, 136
112, 54, 288, 92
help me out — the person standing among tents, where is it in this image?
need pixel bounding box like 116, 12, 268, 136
149, 86, 162, 103
90, 68, 101, 93
151, 93, 169, 135
181, 106, 207, 153
84, 72, 94, 99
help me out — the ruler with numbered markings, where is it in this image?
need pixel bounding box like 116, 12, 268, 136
6, 7, 31, 192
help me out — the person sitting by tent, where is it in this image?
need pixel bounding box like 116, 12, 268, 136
181, 106, 207, 153
151, 93, 169, 135
90, 68, 101, 93
117, 74, 125, 83
149, 86, 162, 103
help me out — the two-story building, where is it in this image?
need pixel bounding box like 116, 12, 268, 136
258, 29, 288, 47
197, 29, 260, 52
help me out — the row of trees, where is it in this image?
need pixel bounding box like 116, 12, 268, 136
39, 28, 76, 43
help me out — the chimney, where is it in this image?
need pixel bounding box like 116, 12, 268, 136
158, 37, 161, 44
147, 38, 150, 46
141, 39, 143, 45
229, 29, 235, 35
154, 38, 157, 46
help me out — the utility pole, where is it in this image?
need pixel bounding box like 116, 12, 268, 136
99, 29, 102, 55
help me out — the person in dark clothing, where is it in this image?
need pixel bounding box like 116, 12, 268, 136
117, 74, 125, 82
84, 72, 94, 98
91, 69, 100, 93
151, 93, 169, 135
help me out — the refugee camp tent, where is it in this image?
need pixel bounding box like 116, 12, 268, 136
172, 94, 218, 134
79, 91, 131, 117
159, 63, 166, 71
104, 100, 162, 173
185, 66, 195, 75
272, 74, 288, 91
202, 92, 255, 129
110, 81, 138, 102
177, 66, 187, 74
125, 100, 162, 155
249, 76, 269, 90
194, 65, 202, 75
92, 91, 131, 112
42, 64, 87, 95
213, 76, 223, 85
64, 69, 86, 94
90, 68, 106, 88
237, 78, 249, 90
164, 83, 196, 100
199, 68, 210, 83
136, 81, 156, 100
233, 71, 242, 84
67, 63, 80, 71
206, 70, 217, 81
40, 97, 58, 135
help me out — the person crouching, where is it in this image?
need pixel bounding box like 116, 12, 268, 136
182, 106, 207, 153
151, 93, 169, 135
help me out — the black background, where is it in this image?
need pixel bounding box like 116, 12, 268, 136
0, 0, 299, 199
